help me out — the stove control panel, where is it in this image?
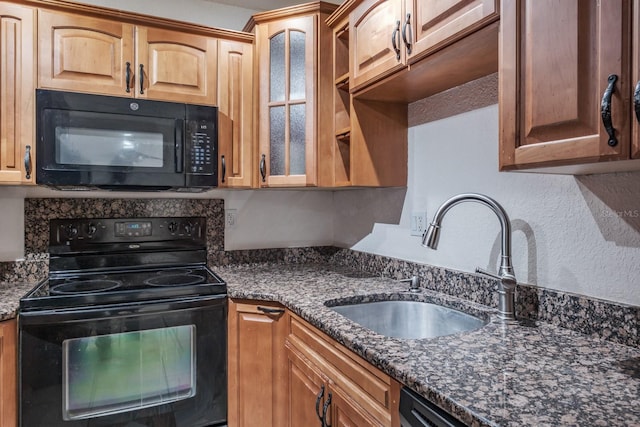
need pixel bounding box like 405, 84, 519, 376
50, 217, 206, 247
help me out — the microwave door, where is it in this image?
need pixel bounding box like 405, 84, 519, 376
38, 109, 185, 189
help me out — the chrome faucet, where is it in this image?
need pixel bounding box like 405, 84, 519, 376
422, 193, 517, 321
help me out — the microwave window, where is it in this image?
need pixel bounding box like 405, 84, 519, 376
56, 127, 165, 168
62, 325, 196, 420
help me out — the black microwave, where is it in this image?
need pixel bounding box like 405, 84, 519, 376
36, 89, 218, 191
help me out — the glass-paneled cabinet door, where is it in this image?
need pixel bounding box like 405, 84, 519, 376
258, 15, 316, 187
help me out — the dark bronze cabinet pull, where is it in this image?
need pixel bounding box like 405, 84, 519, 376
139, 63, 145, 95
391, 20, 401, 61
259, 154, 266, 182
315, 384, 325, 423
256, 306, 284, 315
24, 145, 32, 180
634, 80, 640, 123
401, 13, 412, 55
221, 155, 226, 183
321, 392, 332, 427
125, 62, 131, 93
601, 74, 618, 147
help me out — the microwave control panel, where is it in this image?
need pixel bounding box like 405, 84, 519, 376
187, 120, 215, 175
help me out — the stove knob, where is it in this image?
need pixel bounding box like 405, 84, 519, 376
168, 221, 178, 233
86, 223, 98, 237
183, 223, 192, 235
66, 225, 78, 239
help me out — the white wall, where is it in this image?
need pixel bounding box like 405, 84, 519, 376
334, 104, 640, 306
75, 0, 258, 30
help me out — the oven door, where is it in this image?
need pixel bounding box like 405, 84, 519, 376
36, 89, 185, 189
19, 296, 226, 427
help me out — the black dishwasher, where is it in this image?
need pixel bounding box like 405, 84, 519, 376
399, 387, 468, 427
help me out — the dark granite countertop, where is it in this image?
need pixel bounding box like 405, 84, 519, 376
0, 281, 39, 321
220, 263, 640, 427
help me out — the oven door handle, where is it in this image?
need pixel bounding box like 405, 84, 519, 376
18, 294, 226, 325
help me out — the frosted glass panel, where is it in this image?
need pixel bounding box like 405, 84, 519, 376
290, 103, 306, 175
270, 106, 285, 176
270, 32, 286, 102
289, 30, 306, 101
62, 325, 195, 420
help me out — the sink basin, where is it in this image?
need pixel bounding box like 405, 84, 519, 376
329, 300, 487, 339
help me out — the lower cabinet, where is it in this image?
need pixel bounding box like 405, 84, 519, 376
1, 319, 17, 427
227, 301, 401, 427
286, 312, 401, 427
227, 299, 288, 427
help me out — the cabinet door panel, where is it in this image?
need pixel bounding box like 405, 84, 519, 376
633, 0, 640, 159
217, 40, 253, 188
350, 0, 404, 92
286, 345, 326, 427
408, 0, 498, 63
500, 0, 630, 169
228, 301, 288, 427
0, 2, 35, 184
330, 386, 380, 427
137, 27, 217, 104
38, 10, 133, 96
0, 319, 17, 426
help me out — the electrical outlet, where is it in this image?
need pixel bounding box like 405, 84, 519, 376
225, 209, 237, 229
410, 211, 427, 236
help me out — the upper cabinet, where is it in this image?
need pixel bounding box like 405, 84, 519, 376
350, 0, 499, 96
38, 10, 218, 105
499, 0, 640, 172
250, 2, 337, 187
0, 2, 36, 185
217, 39, 254, 188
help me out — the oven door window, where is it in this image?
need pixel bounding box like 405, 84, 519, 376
43, 109, 180, 173
62, 325, 196, 420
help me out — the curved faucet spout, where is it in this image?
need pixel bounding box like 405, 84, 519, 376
422, 193, 517, 321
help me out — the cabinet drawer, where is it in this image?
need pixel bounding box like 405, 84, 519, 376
287, 313, 399, 425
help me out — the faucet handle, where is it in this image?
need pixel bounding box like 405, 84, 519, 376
475, 267, 501, 281
399, 276, 421, 292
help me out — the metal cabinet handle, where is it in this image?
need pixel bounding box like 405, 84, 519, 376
391, 20, 401, 61
315, 384, 325, 424
401, 13, 412, 55
601, 74, 618, 147
125, 62, 131, 93
139, 63, 145, 95
221, 155, 226, 183
321, 392, 332, 427
634, 80, 640, 123
24, 145, 32, 180
256, 306, 284, 315
259, 154, 266, 182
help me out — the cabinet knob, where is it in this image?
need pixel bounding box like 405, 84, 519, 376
601, 74, 618, 147
139, 63, 145, 95
321, 392, 332, 427
315, 384, 325, 423
402, 13, 412, 55
391, 20, 401, 61
259, 154, 266, 182
24, 145, 32, 180
221, 155, 226, 183
125, 62, 131, 93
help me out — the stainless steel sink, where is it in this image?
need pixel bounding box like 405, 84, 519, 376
329, 300, 487, 339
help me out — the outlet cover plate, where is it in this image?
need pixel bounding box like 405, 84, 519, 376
225, 209, 237, 229
410, 211, 427, 236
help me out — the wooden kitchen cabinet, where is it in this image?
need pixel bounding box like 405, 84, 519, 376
0, 319, 17, 427
350, 0, 498, 94
499, 0, 639, 172
38, 9, 218, 105
286, 312, 401, 427
0, 2, 35, 185
227, 299, 288, 427
249, 2, 337, 187
217, 39, 254, 188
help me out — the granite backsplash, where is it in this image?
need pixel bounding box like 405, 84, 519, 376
1, 197, 638, 348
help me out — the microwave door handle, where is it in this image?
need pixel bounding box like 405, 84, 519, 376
176, 120, 184, 173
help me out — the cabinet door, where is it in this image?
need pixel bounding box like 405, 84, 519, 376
350, 0, 405, 92
329, 385, 382, 427
407, 0, 498, 64
218, 40, 253, 188
500, 0, 631, 170
286, 344, 327, 427
38, 10, 134, 96
136, 26, 217, 104
633, 0, 640, 159
0, 2, 35, 185
227, 300, 288, 427
258, 15, 317, 187
0, 319, 17, 427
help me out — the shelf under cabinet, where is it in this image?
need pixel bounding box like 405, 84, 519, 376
335, 72, 349, 91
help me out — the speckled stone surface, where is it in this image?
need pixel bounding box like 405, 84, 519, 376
222, 262, 640, 427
